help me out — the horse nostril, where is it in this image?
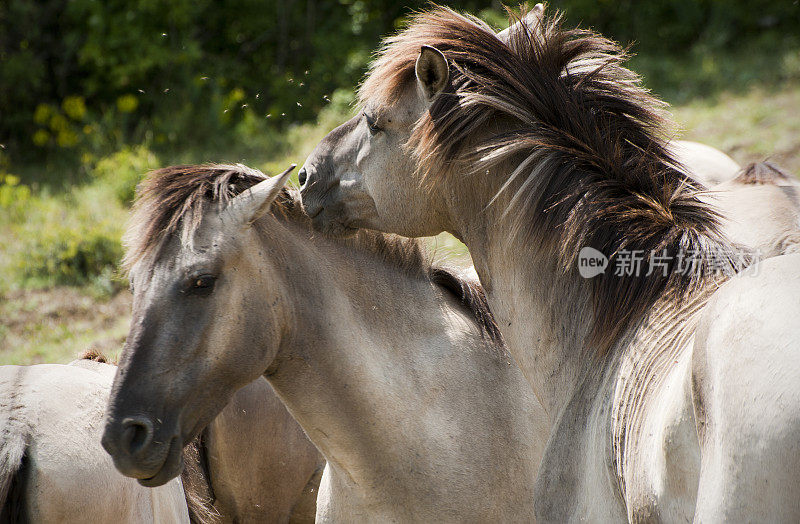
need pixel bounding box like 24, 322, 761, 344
121, 417, 154, 456
298, 167, 308, 187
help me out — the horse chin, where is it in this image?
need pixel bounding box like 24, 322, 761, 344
136, 436, 184, 488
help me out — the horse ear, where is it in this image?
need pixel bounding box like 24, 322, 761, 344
497, 3, 544, 45
225, 165, 295, 227
415, 45, 449, 100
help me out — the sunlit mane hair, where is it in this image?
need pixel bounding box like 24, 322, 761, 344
359, 5, 744, 353
124, 163, 502, 343
123, 163, 266, 271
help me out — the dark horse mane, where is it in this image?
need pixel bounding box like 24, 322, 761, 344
359, 5, 742, 353
124, 163, 502, 344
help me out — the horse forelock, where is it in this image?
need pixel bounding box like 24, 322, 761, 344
123, 163, 267, 273
123, 163, 419, 273
359, 5, 745, 354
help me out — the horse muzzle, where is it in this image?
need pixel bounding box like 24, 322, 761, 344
101, 414, 184, 487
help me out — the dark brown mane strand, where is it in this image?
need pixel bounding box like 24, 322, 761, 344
734, 161, 794, 185
360, 5, 742, 353
79, 349, 114, 364
123, 163, 271, 271
181, 433, 219, 524
429, 266, 504, 345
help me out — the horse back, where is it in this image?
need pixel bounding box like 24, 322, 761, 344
692, 253, 800, 520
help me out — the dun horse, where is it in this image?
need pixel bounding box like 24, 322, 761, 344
300, 6, 800, 521
101, 164, 549, 521
185, 377, 323, 523
704, 161, 800, 257
667, 140, 740, 186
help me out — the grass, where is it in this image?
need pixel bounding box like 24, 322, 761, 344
1, 78, 798, 366
0, 287, 128, 364
673, 84, 800, 174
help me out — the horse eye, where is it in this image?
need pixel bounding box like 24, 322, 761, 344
364, 111, 382, 135
189, 274, 216, 294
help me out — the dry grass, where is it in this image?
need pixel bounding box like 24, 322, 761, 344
673, 83, 800, 176
0, 288, 130, 365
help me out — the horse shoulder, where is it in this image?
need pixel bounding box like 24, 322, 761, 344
204, 377, 323, 522
692, 253, 800, 520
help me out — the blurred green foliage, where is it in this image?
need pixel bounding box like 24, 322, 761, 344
0, 0, 485, 171
2, 0, 795, 176
0, 154, 131, 293
92, 145, 159, 205
551, 0, 799, 54
19, 222, 123, 289
0, 174, 32, 221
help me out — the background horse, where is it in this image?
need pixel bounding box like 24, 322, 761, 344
703, 161, 800, 257
0, 363, 189, 522
667, 139, 740, 186
101, 164, 549, 521
190, 377, 323, 523
299, 6, 800, 521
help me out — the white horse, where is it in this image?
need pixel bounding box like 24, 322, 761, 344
299, 6, 800, 521
0, 363, 189, 522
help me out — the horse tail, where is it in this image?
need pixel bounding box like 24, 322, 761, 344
0, 417, 29, 522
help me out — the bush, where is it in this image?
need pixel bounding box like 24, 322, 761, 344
92, 146, 158, 205
0, 168, 129, 294
0, 174, 32, 221
17, 220, 123, 288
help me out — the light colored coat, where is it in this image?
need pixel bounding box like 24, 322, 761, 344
0, 363, 189, 523
298, 7, 800, 521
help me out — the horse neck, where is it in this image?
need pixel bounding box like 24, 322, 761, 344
448, 172, 725, 424
260, 221, 509, 489
445, 171, 602, 420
